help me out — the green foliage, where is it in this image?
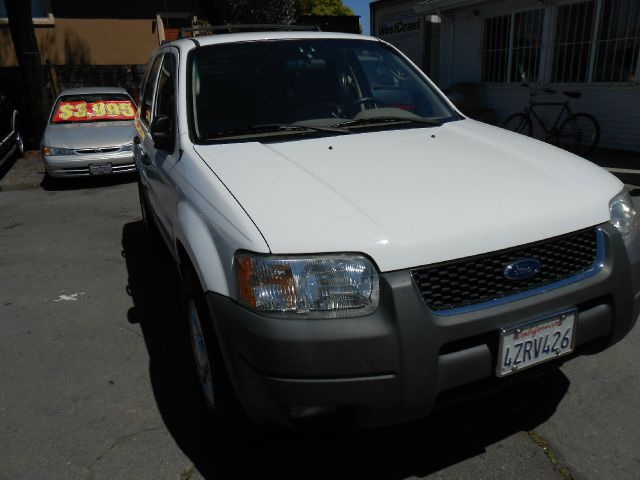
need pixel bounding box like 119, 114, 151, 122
202, 0, 297, 24
197, 0, 358, 32
296, 0, 355, 16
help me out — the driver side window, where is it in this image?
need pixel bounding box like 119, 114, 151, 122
140, 55, 162, 127
153, 53, 177, 151
154, 54, 176, 121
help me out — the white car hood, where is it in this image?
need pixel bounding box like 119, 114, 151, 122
194, 119, 622, 272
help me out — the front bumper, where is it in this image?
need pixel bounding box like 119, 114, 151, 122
206, 223, 640, 429
43, 151, 136, 177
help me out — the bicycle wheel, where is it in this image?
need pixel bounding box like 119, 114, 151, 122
502, 113, 533, 137
557, 113, 600, 156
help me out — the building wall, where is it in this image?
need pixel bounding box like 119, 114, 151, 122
371, 0, 427, 72
480, 85, 640, 152
438, 0, 640, 152
0, 18, 158, 67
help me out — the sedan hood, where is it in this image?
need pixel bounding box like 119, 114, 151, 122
194, 119, 622, 272
43, 121, 135, 149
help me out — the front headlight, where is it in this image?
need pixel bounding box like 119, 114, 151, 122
610, 190, 637, 236
235, 252, 379, 318
119, 143, 133, 152
42, 146, 75, 156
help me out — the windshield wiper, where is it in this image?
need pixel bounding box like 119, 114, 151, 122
332, 116, 444, 129
261, 123, 352, 133
204, 123, 351, 140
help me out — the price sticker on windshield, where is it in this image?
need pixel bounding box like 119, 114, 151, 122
53, 100, 137, 123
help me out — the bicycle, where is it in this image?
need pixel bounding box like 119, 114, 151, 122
502, 85, 600, 156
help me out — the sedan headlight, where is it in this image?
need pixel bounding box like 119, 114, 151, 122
235, 253, 379, 318
609, 190, 637, 236
119, 143, 134, 152
42, 146, 75, 156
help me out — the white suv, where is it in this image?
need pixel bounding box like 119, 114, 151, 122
134, 29, 639, 430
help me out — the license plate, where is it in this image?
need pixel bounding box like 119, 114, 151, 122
496, 311, 577, 377
89, 163, 112, 175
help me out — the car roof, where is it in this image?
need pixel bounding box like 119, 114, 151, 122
56, 87, 131, 98
165, 31, 379, 50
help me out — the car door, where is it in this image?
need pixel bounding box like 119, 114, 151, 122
139, 49, 180, 241
136, 53, 162, 219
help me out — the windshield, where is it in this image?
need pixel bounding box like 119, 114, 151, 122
51, 94, 136, 124
189, 39, 459, 142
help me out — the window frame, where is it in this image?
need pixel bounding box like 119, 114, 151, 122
139, 53, 163, 129
152, 49, 179, 153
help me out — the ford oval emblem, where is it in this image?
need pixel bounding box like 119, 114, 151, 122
504, 259, 541, 281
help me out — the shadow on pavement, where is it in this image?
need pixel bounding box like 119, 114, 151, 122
0, 152, 20, 182
41, 172, 137, 191
122, 220, 569, 479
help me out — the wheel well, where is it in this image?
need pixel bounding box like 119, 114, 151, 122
176, 240, 198, 284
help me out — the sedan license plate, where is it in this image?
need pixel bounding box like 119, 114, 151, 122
497, 311, 577, 377
89, 163, 112, 175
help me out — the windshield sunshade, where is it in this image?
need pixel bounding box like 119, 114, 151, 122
52, 95, 136, 124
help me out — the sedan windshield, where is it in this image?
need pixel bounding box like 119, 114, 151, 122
190, 39, 459, 142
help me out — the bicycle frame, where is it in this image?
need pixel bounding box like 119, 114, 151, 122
524, 96, 574, 137
503, 84, 600, 155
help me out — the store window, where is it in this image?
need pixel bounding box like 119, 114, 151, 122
550, 0, 640, 83
551, 1, 596, 83
481, 9, 545, 83
592, 0, 640, 82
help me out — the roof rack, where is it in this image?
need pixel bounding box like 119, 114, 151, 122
180, 24, 321, 38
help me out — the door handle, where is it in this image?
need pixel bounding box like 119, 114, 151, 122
134, 136, 151, 165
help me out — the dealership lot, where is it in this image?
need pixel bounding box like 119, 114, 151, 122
1, 155, 639, 480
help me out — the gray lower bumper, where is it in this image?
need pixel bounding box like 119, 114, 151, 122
205, 223, 639, 429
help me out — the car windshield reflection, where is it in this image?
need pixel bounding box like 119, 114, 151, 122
190, 39, 460, 142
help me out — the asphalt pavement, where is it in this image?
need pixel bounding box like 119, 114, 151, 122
0, 153, 639, 480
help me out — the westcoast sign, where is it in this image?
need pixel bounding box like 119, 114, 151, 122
379, 17, 421, 36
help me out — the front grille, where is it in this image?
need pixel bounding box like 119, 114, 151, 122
412, 228, 599, 313
75, 147, 119, 154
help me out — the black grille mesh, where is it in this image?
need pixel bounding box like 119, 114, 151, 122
412, 228, 599, 312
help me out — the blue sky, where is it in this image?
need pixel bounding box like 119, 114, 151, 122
343, 0, 372, 35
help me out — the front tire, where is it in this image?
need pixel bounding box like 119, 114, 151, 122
502, 113, 533, 137
182, 268, 250, 437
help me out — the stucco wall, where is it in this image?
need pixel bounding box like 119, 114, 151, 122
0, 18, 158, 66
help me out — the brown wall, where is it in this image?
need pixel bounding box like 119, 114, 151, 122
0, 18, 159, 67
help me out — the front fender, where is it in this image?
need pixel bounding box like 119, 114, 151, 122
175, 201, 230, 295
174, 196, 269, 297
172, 145, 270, 297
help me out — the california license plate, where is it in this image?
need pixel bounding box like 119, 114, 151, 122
496, 311, 577, 377
89, 163, 112, 175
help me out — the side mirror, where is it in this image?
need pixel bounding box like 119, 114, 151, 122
150, 114, 173, 150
